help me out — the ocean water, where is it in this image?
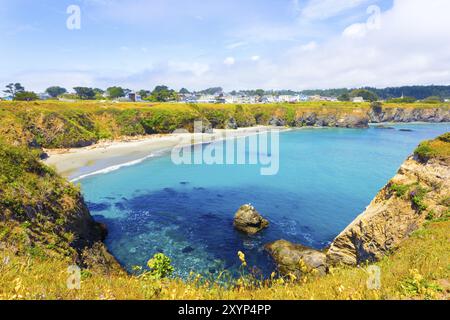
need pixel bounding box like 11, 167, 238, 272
79, 123, 449, 278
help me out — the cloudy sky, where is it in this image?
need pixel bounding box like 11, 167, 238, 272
0, 0, 449, 92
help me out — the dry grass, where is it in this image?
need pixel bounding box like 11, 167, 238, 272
1, 218, 448, 300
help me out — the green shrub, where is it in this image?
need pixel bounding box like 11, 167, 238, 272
390, 183, 410, 197
410, 186, 429, 213
146, 253, 174, 279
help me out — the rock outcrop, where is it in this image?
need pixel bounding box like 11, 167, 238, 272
233, 204, 269, 235
295, 112, 369, 128
327, 154, 450, 266
369, 106, 450, 123
265, 240, 327, 277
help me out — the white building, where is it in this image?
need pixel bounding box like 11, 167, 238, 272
197, 95, 217, 103
352, 97, 365, 103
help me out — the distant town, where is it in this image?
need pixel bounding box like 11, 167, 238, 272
2, 83, 450, 104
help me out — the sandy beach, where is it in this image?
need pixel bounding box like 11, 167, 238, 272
44, 126, 281, 181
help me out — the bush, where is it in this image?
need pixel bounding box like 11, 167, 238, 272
390, 183, 410, 197
370, 101, 383, 113
147, 253, 174, 279
410, 186, 428, 213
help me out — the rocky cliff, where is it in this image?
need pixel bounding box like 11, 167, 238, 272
369, 106, 450, 123
0, 140, 122, 275
327, 133, 450, 266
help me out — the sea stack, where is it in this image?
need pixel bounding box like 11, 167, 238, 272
233, 204, 269, 235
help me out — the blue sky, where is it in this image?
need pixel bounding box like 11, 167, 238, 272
1, 0, 449, 92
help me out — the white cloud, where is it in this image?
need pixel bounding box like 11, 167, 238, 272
196, 0, 450, 90
223, 57, 235, 65
226, 42, 247, 49
300, 0, 369, 20
168, 61, 210, 77
342, 23, 367, 38
299, 41, 318, 51
14, 0, 450, 92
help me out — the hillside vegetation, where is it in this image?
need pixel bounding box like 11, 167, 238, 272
0, 102, 449, 300
1, 100, 448, 149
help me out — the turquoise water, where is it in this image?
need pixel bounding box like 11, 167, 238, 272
80, 123, 449, 278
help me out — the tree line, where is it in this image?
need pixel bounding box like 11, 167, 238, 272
2, 83, 450, 103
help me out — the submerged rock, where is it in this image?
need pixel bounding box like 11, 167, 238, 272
374, 125, 395, 130
233, 204, 269, 235
182, 246, 195, 254
265, 240, 327, 277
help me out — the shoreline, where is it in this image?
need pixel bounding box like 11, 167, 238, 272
44, 122, 450, 181
44, 126, 285, 181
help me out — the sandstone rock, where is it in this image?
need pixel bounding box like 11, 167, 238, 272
295, 112, 368, 128
336, 114, 369, 128
368, 107, 450, 123
233, 204, 269, 234
327, 156, 450, 266
265, 240, 327, 277
268, 116, 286, 127
227, 117, 238, 129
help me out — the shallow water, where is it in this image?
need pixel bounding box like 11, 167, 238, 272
80, 123, 449, 278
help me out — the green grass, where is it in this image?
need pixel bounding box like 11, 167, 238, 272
414, 133, 450, 162
0, 102, 449, 300
0, 217, 447, 300
1, 100, 447, 149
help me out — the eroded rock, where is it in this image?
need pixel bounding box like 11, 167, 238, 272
265, 240, 327, 277
327, 156, 450, 266
233, 204, 269, 234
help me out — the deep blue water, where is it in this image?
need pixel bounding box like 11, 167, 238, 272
80, 123, 449, 278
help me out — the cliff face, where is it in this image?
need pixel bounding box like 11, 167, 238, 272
1, 102, 449, 150
369, 107, 450, 123
0, 140, 122, 274
327, 148, 450, 266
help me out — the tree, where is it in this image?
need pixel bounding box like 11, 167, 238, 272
73, 87, 96, 100
179, 88, 190, 94
350, 89, 379, 102
338, 93, 350, 101
149, 85, 177, 102
45, 86, 67, 98
422, 96, 443, 103
138, 89, 150, 99
386, 96, 417, 103
370, 101, 383, 113
92, 88, 105, 100
199, 87, 223, 95
255, 89, 265, 97
93, 88, 105, 95
106, 86, 125, 99
4, 83, 24, 99
14, 91, 39, 101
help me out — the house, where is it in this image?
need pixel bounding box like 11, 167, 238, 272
197, 95, 217, 103
352, 97, 365, 103
38, 93, 51, 100
127, 92, 142, 102
308, 95, 323, 102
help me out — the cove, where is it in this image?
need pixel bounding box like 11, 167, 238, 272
79, 123, 450, 278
